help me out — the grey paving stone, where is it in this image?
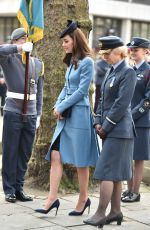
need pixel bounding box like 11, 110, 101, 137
0, 203, 33, 215
0, 213, 55, 230
35, 227, 67, 230
68, 220, 150, 230
44, 214, 89, 227
68, 225, 100, 230
124, 209, 150, 224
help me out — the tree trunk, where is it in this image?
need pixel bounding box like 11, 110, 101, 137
28, 0, 93, 191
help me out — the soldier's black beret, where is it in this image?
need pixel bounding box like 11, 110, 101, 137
11, 27, 27, 40
127, 37, 150, 48
98, 36, 124, 50
60, 20, 80, 38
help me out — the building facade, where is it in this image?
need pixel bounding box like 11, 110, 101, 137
0, 0, 150, 47
89, 0, 150, 48
0, 0, 20, 43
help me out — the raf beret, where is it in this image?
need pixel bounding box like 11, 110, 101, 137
127, 37, 150, 48
60, 20, 80, 38
98, 36, 124, 50
11, 27, 27, 40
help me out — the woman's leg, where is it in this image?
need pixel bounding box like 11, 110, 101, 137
127, 162, 134, 192
133, 160, 144, 193
75, 167, 89, 211
127, 160, 144, 193
88, 181, 114, 222
44, 150, 63, 209
107, 181, 122, 217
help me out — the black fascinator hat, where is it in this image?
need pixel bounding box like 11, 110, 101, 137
60, 20, 80, 38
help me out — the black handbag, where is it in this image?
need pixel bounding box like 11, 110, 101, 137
62, 107, 72, 118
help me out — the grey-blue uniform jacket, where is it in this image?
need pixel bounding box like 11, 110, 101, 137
94, 59, 110, 86
131, 61, 150, 127
94, 60, 136, 138
0, 44, 44, 116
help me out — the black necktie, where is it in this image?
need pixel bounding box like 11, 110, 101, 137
133, 66, 137, 71
109, 66, 114, 75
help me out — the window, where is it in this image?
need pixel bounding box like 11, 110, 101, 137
0, 17, 20, 44
132, 0, 150, 5
92, 16, 122, 49
132, 21, 150, 39
108, 0, 150, 4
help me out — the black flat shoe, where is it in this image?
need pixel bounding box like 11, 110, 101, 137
83, 217, 106, 228
121, 192, 140, 203
106, 212, 123, 225
68, 198, 91, 216
5, 194, 16, 203
15, 191, 33, 202
35, 199, 60, 215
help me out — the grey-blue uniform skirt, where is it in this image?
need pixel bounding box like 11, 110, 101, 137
133, 127, 150, 160
94, 137, 134, 181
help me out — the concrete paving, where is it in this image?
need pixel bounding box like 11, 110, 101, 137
0, 115, 150, 229
0, 155, 150, 230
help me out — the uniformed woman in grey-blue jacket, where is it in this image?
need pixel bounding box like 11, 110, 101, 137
121, 37, 150, 203
84, 36, 136, 228
35, 21, 99, 216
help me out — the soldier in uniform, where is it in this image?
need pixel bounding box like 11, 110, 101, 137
121, 37, 150, 202
0, 28, 44, 203
83, 36, 136, 227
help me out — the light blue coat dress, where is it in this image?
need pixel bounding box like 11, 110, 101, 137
45, 57, 100, 167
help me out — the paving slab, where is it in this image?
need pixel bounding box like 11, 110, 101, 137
69, 220, 150, 230
0, 137, 150, 229
38, 214, 89, 227
0, 212, 55, 230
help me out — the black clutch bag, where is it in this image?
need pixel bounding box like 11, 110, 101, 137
62, 107, 72, 118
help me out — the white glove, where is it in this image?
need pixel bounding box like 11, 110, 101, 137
22, 42, 33, 52
36, 116, 41, 129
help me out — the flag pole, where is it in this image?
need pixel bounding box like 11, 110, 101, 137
22, 51, 30, 121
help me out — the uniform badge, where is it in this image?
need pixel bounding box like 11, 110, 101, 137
144, 100, 150, 108
137, 74, 144, 80
131, 41, 135, 45
139, 107, 145, 113
30, 79, 35, 88
137, 74, 144, 78
110, 77, 115, 88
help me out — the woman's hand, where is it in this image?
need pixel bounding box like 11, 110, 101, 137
95, 124, 102, 135
99, 128, 107, 139
53, 108, 64, 120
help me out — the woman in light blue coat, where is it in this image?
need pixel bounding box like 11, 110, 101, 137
35, 21, 99, 216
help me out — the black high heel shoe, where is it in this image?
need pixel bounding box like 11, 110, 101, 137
106, 212, 123, 225
35, 199, 60, 215
83, 217, 106, 228
68, 198, 91, 216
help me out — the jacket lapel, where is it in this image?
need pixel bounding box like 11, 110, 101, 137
106, 60, 126, 81
136, 61, 148, 74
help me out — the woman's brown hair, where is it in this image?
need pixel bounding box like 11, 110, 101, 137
63, 28, 93, 68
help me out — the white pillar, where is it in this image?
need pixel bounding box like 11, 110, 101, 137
121, 19, 132, 44
89, 15, 93, 48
